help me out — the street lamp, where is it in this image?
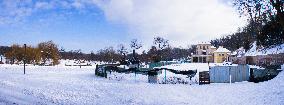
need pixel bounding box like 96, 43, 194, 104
24, 44, 26, 74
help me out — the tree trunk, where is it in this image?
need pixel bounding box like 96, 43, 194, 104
133, 50, 135, 59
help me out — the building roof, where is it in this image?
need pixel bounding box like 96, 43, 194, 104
197, 42, 211, 45
214, 46, 231, 53
211, 46, 216, 49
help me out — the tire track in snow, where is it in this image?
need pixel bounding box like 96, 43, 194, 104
0, 80, 54, 105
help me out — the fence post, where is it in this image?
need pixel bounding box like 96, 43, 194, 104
104, 67, 107, 78
229, 66, 231, 84
164, 69, 167, 83
95, 64, 98, 76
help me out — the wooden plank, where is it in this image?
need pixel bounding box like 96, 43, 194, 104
199, 71, 210, 85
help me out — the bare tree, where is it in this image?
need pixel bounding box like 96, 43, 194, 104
117, 44, 128, 55
154, 36, 169, 50
130, 39, 142, 50
117, 44, 128, 60
130, 39, 142, 59
153, 36, 169, 62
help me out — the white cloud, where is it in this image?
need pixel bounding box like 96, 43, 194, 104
0, 0, 34, 24
93, 0, 247, 48
0, 0, 93, 25
35, 2, 52, 10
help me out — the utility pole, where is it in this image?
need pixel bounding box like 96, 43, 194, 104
24, 44, 26, 75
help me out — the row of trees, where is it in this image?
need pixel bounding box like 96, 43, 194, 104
211, 0, 284, 51
4, 41, 60, 65
1, 37, 196, 65
59, 37, 196, 63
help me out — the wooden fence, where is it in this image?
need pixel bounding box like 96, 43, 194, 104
199, 71, 210, 85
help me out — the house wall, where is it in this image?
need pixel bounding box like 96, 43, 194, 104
210, 48, 217, 54
234, 56, 246, 64
270, 53, 284, 65
191, 55, 212, 63
196, 44, 212, 55
256, 55, 272, 66
245, 56, 257, 65
213, 52, 230, 63
232, 53, 284, 66
207, 56, 213, 63
192, 43, 215, 63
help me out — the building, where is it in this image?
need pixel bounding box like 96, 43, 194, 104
191, 42, 216, 63
250, 53, 284, 66
213, 46, 231, 63
191, 43, 232, 63
231, 53, 284, 67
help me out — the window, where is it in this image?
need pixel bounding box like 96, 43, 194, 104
202, 57, 207, 63
193, 57, 198, 62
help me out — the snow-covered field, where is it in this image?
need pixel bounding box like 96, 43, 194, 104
0, 65, 283, 105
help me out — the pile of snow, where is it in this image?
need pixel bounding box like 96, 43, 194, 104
107, 72, 148, 83
60, 59, 92, 66
117, 65, 130, 69
249, 65, 263, 69
59, 59, 106, 66
157, 70, 194, 84
245, 42, 284, 56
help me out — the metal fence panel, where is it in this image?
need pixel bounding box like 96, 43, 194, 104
210, 65, 249, 83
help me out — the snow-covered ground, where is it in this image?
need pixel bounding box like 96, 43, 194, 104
0, 64, 283, 105
59, 59, 102, 66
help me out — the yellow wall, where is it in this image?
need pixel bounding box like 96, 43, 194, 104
214, 52, 230, 63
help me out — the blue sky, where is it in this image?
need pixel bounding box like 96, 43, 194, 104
0, 0, 130, 52
0, 0, 246, 53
